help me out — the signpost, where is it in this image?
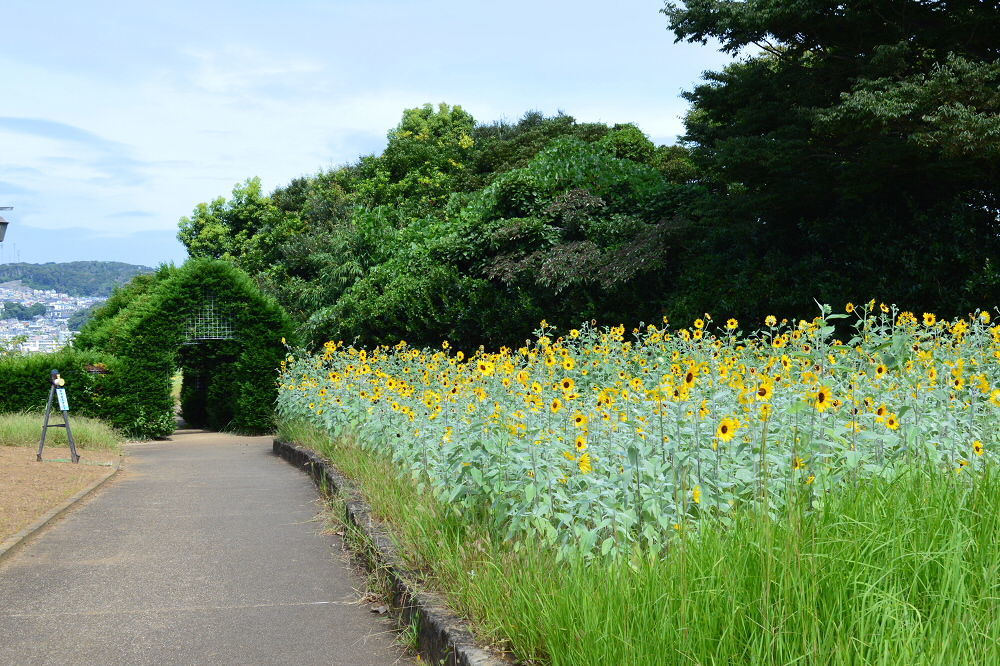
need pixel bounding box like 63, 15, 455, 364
37, 369, 80, 463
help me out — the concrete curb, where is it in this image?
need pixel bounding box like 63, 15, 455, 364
0, 455, 122, 565
273, 438, 512, 666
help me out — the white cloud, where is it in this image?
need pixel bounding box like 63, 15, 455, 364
0, 0, 731, 265
179, 45, 326, 96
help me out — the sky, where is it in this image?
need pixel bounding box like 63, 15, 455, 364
0, 0, 731, 267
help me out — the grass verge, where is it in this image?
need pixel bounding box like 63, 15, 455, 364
0, 411, 125, 452
280, 418, 1000, 665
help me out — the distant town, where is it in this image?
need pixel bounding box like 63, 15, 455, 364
0, 281, 103, 353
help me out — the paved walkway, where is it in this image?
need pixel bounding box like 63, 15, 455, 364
0, 429, 412, 665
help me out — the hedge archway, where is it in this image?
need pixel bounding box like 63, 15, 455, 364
101, 259, 295, 437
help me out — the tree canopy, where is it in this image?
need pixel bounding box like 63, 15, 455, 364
175, 2, 1000, 348
662, 0, 1000, 316
178, 107, 694, 349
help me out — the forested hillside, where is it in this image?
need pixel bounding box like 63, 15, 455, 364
0, 261, 153, 296
175, 0, 1000, 350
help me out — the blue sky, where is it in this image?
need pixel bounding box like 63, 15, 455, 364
0, 0, 731, 267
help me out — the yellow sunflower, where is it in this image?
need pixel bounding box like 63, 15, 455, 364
814, 386, 833, 412
716, 417, 739, 442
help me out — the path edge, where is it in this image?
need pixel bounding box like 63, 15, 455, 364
273, 438, 511, 666
0, 456, 122, 564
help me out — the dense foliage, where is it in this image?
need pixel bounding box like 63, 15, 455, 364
662, 0, 1000, 318
176, 1, 999, 350
0, 261, 153, 296
179, 107, 697, 349
0, 348, 143, 436
75, 259, 295, 436
1, 301, 47, 320
284, 420, 1000, 665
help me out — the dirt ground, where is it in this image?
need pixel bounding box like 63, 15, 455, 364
0, 446, 120, 544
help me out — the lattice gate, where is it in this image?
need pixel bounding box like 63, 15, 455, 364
183, 293, 235, 343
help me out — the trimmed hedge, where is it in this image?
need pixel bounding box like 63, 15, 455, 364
72, 258, 295, 438
16, 259, 296, 439
71, 265, 175, 352
0, 349, 166, 436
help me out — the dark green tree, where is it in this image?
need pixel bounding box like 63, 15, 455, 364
663, 0, 1000, 318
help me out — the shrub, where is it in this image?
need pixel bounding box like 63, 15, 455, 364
0, 349, 149, 436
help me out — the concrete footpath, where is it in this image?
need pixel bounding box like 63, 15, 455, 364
0, 429, 413, 666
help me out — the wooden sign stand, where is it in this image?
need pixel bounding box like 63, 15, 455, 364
37, 369, 79, 463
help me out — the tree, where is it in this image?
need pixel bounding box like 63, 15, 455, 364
311, 136, 690, 348
177, 178, 283, 261
357, 102, 478, 213
2, 301, 46, 320
663, 0, 1000, 316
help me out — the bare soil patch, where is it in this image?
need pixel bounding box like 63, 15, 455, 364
0, 446, 120, 543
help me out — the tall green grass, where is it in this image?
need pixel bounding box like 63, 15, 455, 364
0, 412, 124, 452
281, 418, 1000, 665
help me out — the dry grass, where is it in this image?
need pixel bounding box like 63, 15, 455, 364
0, 445, 119, 543
0, 412, 123, 544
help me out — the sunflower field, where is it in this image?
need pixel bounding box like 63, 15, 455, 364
278, 302, 1000, 558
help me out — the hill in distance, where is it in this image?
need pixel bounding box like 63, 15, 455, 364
0, 261, 154, 297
